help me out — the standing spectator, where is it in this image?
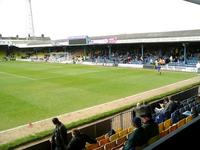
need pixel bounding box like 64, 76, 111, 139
51, 118, 68, 150
66, 129, 97, 150
123, 117, 147, 150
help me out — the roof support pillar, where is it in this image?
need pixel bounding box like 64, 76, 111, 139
183, 43, 187, 64
83, 46, 86, 56
35, 48, 37, 55
141, 44, 144, 63
108, 45, 112, 59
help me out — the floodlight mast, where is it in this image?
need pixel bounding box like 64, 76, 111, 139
27, 0, 35, 38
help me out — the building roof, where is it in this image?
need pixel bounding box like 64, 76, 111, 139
1, 29, 200, 48
90, 29, 200, 44
91, 29, 200, 40
185, 0, 200, 5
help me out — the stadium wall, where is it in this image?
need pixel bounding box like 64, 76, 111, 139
162, 65, 198, 72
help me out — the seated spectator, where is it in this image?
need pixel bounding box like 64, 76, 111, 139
191, 107, 198, 118
154, 112, 166, 124
136, 102, 151, 118
140, 113, 159, 141
154, 103, 165, 114
164, 97, 178, 113
136, 102, 141, 108
162, 97, 178, 119
134, 103, 142, 115
66, 129, 97, 150
154, 97, 168, 114
105, 129, 116, 137
123, 117, 147, 150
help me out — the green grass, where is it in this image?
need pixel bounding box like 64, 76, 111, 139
0, 61, 197, 131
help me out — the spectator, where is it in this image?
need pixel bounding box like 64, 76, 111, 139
154, 103, 165, 114
123, 117, 147, 150
164, 97, 178, 118
154, 97, 168, 114
191, 107, 198, 118
136, 102, 141, 108
140, 113, 159, 141
51, 118, 68, 150
137, 102, 151, 118
105, 129, 116, 137
66, 129, 97, 150
131, 109, 136, 122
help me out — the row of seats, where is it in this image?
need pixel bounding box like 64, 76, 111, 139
158, 97, 200, 137
87, 125, 161, 150
171, 102, 200, 124
180, 96, 196, 107
86, 135, 126, 150
159, 112, 193, 137
86, 127, 134, 150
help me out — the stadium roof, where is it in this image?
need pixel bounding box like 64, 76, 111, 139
185, 0, 200, 5
1, 29, 200, 48
0, 36, 52, 48
91, 29, 200, 40
90, 29, 200, 44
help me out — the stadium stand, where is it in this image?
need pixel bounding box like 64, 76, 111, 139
1, 29, 200, 73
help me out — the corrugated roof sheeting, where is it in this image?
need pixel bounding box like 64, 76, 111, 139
185, 0, 200, 5
91, 29, 200, 40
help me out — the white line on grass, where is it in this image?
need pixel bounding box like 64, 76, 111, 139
0, 71, 36, 80
37, 70, 109, 80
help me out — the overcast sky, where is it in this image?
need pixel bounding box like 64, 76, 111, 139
0, 0, 200, 39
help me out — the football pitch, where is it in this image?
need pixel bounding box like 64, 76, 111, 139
0, 61, 197, 131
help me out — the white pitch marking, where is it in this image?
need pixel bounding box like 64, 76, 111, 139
0, 71, 36, 80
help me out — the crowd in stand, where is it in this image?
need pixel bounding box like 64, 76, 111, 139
3, 47, 199, 67
50, 95, 200, 150
82, 48, 200, 66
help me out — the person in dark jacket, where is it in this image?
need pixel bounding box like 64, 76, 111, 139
131, 109, 136, 122
123, 117, 147, 150
66, 129, 97, 150
51, 118, 68, 150
140, 113, 159, 141
164, 97, 178, 113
